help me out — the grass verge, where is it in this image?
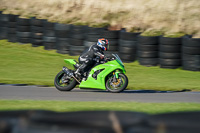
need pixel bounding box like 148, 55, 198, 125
0, 40, 200, 91
0, 100, 200, 114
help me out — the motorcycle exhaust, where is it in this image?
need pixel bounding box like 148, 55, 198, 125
62, 67, 80, 84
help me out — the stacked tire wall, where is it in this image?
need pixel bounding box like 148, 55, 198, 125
84, 27, 104, 49
182, 36, 200, 71
31, 18, 44, 47
102, 30, 119, 58
55, 23, 71, 54
69, 25, 86, 56
0, 12, 200, 72
16, 18, 31, 44
7, 15, 18, 42
137, 35, 159, 66
43, 21, 56, 50
159, 36, 182, 69
0, 13, 8, 40
118, 31, 139, 62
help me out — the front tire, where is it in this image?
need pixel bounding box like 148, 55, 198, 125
54, 71, 77, 91
106, 73, 128, 93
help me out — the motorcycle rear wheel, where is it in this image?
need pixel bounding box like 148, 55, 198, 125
54, 71, 77, 91
106, 73, 128, 93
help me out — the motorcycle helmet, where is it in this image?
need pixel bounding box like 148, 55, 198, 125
97, 38, 109, 51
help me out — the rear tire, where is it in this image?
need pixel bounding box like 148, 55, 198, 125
54, 71, 77, 91
106, 73, 128, 93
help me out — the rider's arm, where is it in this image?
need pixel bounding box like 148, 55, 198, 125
93, 47, 105, 59
95, 52, 105, 59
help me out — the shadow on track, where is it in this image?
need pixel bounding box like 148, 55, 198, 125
75, 88, 191, 93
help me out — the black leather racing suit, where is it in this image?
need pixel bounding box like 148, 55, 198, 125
76, 44, 105, 74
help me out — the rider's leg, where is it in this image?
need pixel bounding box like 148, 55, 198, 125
75, 63, 87, 75
75, 58, 92, 76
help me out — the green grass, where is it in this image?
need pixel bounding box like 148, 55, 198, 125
0, 40, 77, 86
0, 40, 200, 91
163, 32, 185, 38
0, 100, 200, 114
140, 29, 164, 36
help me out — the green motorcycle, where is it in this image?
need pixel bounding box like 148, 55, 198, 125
54, 54, 128, 93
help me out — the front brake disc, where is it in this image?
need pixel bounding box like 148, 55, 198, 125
111, 78, 122, 88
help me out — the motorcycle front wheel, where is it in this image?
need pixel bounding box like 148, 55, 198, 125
54, 71, 77, 91
106, 73, 128, 93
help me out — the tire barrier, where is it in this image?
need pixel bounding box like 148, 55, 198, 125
159, 36, 182, 69
102, 30, 119, 58
16, 17, 31, 44
69, 25, 87, 56
83, 27, 105, 57
69, 45, 85, 56
55, 23, 71, 54
0, 13, 200, 72
0, 110, 200, 133
0, 13, 9, 40
84, 27, 105, 48
30, 17, 45, 47
7, 15, 19, 42
43, 21, 56, 50
118, 31, 140, 62
182, 36, 200, 71
137, 35, 159, 66
56, 38, 70, 54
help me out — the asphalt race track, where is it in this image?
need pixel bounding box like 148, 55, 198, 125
0, 85, 200, 103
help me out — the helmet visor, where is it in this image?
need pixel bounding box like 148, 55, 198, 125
102, 40, 109, 50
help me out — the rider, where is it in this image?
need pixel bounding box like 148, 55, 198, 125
75, 38, 109, 76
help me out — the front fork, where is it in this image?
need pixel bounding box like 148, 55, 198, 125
112, 71, 121, 82
113, 71, 121, 78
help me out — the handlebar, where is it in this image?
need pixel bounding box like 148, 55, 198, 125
93, 56, 113, 64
